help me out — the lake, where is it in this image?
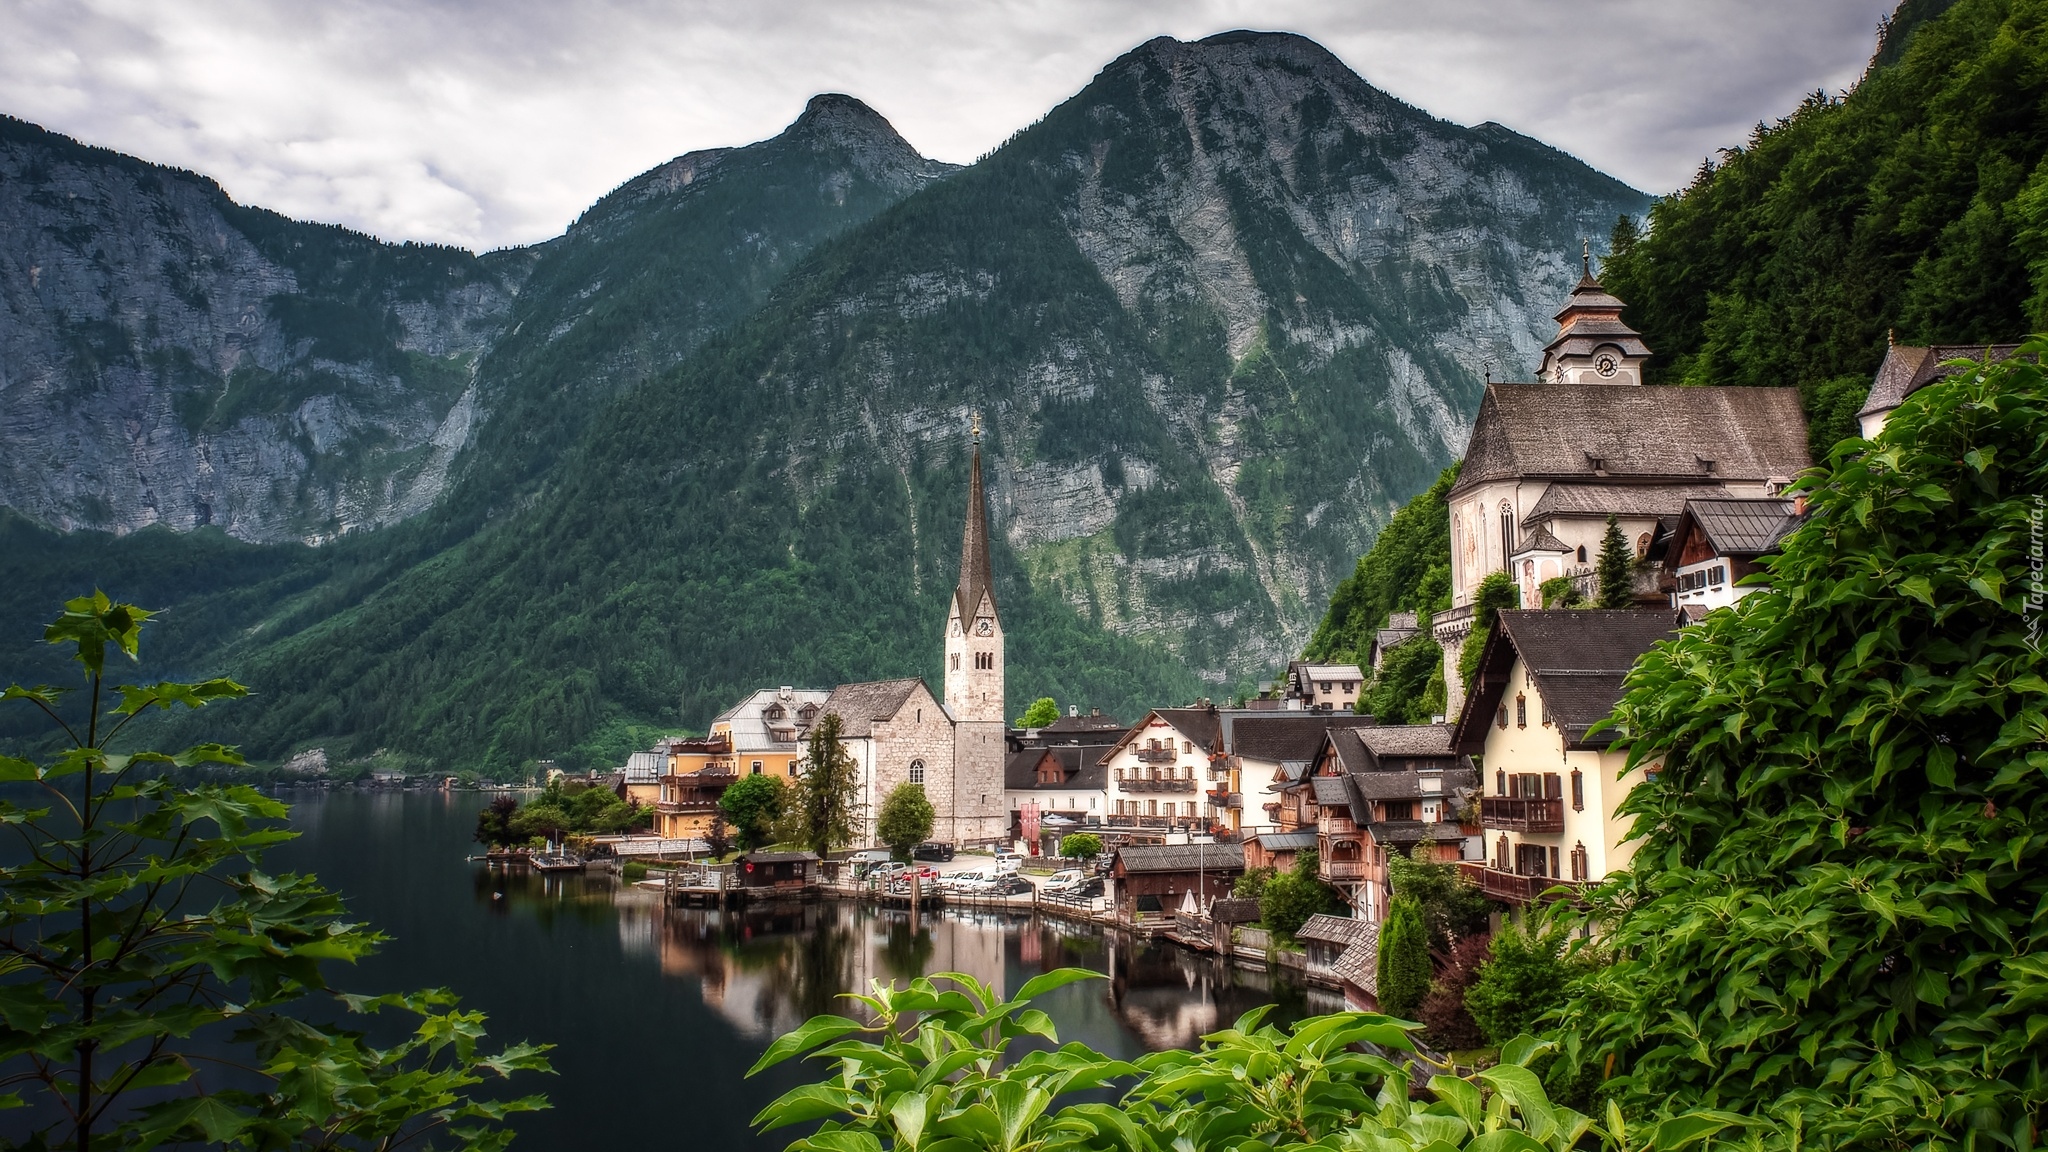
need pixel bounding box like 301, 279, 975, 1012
273, 788, 1334, 1150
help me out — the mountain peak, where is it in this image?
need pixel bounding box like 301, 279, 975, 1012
1122, 30, 1350, 74
789, 92, 907, 146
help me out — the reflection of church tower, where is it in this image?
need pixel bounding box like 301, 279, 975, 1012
944, 416, 1004, 723
945, 415, 1006, 845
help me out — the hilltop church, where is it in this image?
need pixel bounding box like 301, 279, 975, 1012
822, 420, 1009, 847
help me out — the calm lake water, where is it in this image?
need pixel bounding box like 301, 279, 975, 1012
271, 788, 1334, 1150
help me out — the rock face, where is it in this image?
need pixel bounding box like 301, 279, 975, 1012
0, 116, 518, 542
0, 95, 952, 542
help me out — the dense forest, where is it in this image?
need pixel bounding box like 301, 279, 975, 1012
1602, 0, 2046, 452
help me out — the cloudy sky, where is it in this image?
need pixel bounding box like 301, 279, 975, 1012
4, 0, 1896, 251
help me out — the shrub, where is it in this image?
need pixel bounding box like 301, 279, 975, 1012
1057, 831, 1102, 861
1387, 839, 1491, 952
1465, 918, 1585, 1048
1258, 852, 1343, 940
1418, 932, 1492, 1051
1232, 864, 1277, 903
1558, 345, 2048, 1143
621, 860, 648, 881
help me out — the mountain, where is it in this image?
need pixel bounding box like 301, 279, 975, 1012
1601, 0, 2046, 452
0, 115, 519, 542
115, 31, 1650, 773
0, 95, 951, 545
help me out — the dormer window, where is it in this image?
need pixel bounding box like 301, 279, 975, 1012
764, 704, 786, 721
798, 704, 818, 721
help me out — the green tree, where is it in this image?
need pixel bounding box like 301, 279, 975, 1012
1387, 840, 1491, 953
1233, 865, 1277, 904
1456, 571, 1519, 693
1464, 918, 1585, 1048
1377, 898, 1431, 1019
1258, 851, 1343, 940
1057, 831, 1102, 862
1306, 463, 1460, 662
875, 781, 935, 860
0, 594, 550, 1150
1557, 348, 2048, 1143
718, 772, 787, 850
1595, 514, 1633, 608
1014, 697, 1059, 728
792, 712, 862, 855
1359, 634, 1446, 725
474, 793, 522, 848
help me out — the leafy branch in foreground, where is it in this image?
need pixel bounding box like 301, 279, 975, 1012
0, 592, 552, 1151
748, 966, 1746, 1152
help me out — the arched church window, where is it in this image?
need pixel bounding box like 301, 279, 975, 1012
1500, 504, 1515, 560
909, 760, 925, 784
1576, 545, 1587, 564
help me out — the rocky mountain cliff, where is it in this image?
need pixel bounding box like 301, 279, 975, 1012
0, 115, 518, 542
0, 95, 949, 543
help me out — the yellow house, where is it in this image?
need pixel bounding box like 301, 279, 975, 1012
655, 735, 739, 840
1451, 608, 1682, 904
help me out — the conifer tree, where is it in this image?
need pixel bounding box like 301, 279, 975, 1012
1595, 513, 1633, 608
1377, 897, 1431, 1019
795, 712, 862, 855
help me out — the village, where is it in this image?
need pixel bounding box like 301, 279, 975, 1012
505, 265, 2008, 1012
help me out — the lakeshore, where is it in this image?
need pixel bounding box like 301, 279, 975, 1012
272, 787, 1333, 1150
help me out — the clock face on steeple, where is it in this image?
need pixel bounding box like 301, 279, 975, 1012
1595, 354, 1619, 378
975, 618, 993, 636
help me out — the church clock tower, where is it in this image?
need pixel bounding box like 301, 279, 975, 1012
944, 414, 1004, 723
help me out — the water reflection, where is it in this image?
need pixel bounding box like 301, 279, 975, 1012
470, 864, 1341, 1051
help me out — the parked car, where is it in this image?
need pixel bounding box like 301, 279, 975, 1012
991, 852, 1023, 876
992, 876, 1034, 896
911, 841, 956, 862
1042, 869, 1087, 893
945, 871, 999, 894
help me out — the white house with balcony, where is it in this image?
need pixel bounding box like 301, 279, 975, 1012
1097, 706, 1223, 837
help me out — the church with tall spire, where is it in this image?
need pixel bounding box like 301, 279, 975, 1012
816, 415, 1008, 847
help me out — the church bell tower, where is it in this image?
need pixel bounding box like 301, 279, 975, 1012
1535, 241, 1652, 385
944, 414, 1004, 724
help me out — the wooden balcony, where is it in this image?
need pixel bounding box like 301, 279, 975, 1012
1481, 796, 1564, 833
1133, 749, 1178, 764
1116, 776, 1196, 792
1460, 862, 1584, 905
1205, 789, 1241, 808
1320, 858, 1371, 880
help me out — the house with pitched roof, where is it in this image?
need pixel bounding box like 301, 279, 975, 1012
1857, 341, 2024, 439
709, 687, 833, 780
1283, 660, 1366, 711
1432, 265, 1811, 712
1663, 497, 1802, 611
1098, 706, 1223, 838
1294, 725, 1477, 920
1225, 712, 1376, 838
1002, 711, 1121, 840
1367, 611, 1422, 672
1452, 609, 1681, 905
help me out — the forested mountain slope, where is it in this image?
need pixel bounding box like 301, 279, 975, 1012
1602, 0, 2048, 451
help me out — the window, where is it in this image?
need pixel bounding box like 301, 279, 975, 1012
1576, 545, 1587, 564
1497, 703, 1508, 729
750, 760, 763, 775
1708, 564, 1727, 587
1515, 693, 1527, 728
1182, 740, 1191, 753
798, 703, 818, 721
1146, 800, 1157, 816
764, 704, 786, 721
788, 760, 799, 777
1549, 845, 1561, 878
909, 759, 925, 784
1184, 801, 1196, 818
951, 653, 960, 670
1496, 770, 1506, 795
1570, 841, 1589, 881
1570, 768, 1584, 811
1500, 504, 1515, 559
1495, 834, 1509, 870
1090, 797, 1097, 809
973, 652, 994, 670
1541, 701, 1551, 727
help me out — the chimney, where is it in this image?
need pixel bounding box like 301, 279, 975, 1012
1069, 705, 1079, 717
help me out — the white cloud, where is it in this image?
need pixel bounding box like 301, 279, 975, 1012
0, 0, 1896, 249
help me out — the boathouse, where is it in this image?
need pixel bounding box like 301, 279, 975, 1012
734, 850, 819, 889
1109, 842, 1243, 925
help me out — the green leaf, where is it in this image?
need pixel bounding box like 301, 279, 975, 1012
1013, 966, 1106, 1005
747, 1015, 868, 1075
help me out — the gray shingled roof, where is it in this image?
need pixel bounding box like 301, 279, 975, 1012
1368, 820, 1469, 846
1311, 776, 1353, 805
1356, 725, 1456, 757
1116, 843, 1245, 874
1678, 498, 1802, 557
1523, 482, 1735, 527
1452, 384, 1811, 498
820, 679, 925, 738
1858, 343, 2025, 418
1297, 913, 1373, 946
1003, 744, 1112, 791
1250, 830, 1319, 852
1454, 610, 1683, 752
1232, 714, 1375, 763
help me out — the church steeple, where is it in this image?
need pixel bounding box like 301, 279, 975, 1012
944, 414, 1003, 723
1535, 242, 1652, 385
954, 413, 997, 626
